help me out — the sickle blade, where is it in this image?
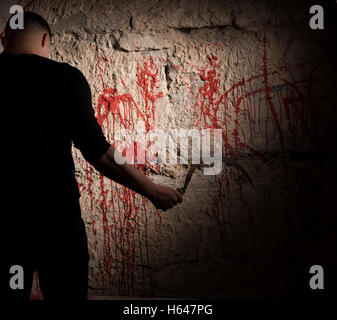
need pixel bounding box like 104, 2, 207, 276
177, 158, 254, 195
177, 164, 199, 194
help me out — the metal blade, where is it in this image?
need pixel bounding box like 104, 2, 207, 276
177, 164, 199, 195
177, 157, 254, 195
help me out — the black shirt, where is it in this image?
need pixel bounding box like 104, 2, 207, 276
0, 53, 110, 225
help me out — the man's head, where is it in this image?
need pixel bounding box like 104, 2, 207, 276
1, 12, 52, 58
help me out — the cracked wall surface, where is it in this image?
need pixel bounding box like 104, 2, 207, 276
1, 0, 337, 298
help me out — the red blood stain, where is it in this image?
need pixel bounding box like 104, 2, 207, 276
190, 33, 319, 248
137, 56, 164, 130
262, 32, 285, 151
74, 31, 320, 294
76, 56, 164, 295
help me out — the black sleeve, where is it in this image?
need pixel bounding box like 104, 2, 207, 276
65, 64, 111, 163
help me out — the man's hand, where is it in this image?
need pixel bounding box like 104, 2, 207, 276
148, 185, 183, 211
93, 146, 183, 211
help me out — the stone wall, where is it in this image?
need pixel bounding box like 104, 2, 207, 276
1, 0, 336, 298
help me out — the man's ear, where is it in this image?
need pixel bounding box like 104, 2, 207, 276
41, 33, 49, 48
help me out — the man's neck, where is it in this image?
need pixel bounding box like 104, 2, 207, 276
3, 47, 36, 56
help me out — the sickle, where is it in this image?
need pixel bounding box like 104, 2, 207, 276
177, 164, 199, 195
177, 158, 254, 195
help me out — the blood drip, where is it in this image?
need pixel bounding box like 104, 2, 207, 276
76, 56, 164, 295
190, 32, 318, 252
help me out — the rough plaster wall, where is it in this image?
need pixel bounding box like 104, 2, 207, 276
1, 0, 337, 298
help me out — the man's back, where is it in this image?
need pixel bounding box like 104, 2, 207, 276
0, 52, 111, 299
0, 53, 110, 238
1, 53, 75, 213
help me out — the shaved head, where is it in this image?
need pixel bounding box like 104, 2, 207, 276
2, 12, 52, 58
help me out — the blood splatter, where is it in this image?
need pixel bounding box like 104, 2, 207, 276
76, 56, 164, 295
189, 32, 320, 249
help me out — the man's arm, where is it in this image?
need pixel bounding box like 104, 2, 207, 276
66, 66, 182, 211
92, 145, 183, 211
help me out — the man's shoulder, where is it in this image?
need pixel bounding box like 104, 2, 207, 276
25, 54, 84, 76
0, 53, 85, 76
39, 56, 80, 75
25, 54, 66, 70
59, 60, 80, 74
43, 57, 88, 86
50, 59, 86, 81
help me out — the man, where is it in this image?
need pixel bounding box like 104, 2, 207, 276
0, 12, 182, 300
